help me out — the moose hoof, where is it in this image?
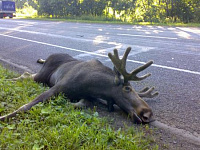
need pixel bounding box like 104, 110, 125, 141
72, 99, 90, 109
37, 59, 45, 64
22, 72, 32, 78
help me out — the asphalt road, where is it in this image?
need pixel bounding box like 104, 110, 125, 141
0, 19, 200, 145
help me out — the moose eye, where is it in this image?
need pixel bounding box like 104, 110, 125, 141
124, 86, 132, 92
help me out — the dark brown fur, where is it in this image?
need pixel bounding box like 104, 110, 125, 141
0, 48, 158, 123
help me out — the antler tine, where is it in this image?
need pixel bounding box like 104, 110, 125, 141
121, 47, 131, 67
114, 49, 119, 59
108, 47, 153, 83
111, 49, 121, 67
129, 60, 153, 81
108, 47, 131, 79
138, 87, 159, 98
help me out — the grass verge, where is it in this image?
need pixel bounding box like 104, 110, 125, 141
15, 16, 200, 27
0, 65, 158, 150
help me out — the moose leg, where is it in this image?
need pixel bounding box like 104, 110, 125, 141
96, 99, 115, 112
72, 98, 115, 112
7, 72, 36, 81
107, 99, 115, 112
72, 99, 91, 108
0, 86, 59, 121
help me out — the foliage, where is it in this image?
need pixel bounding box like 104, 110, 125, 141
16, 0, 200, 23
0, 66, 158, 149
16, 2, 38, 17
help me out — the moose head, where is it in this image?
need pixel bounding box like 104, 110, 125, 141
107, 47, 157, 123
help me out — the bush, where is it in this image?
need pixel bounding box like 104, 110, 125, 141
16, 3, 37, 18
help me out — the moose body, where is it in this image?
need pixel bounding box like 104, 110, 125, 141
0, 47, 158, 123
35, 53, 119, 103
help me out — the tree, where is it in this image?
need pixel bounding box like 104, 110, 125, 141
33, 0, 200, 23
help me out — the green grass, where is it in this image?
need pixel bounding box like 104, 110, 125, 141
15, 15, 200, 27
0, 66, 158, 150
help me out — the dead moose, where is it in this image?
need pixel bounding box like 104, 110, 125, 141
0, 47, 158, 123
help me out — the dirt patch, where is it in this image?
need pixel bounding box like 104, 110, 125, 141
94, 101, 200, 150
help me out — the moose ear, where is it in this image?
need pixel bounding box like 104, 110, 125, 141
113, 67, 124, 85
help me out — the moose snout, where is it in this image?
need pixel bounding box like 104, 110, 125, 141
141, 111, 155, 124
130, 109, 154, 124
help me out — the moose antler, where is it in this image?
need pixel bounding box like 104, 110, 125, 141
138, 87, 159, 98
108, 47, 153, 83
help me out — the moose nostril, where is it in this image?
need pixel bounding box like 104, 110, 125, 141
142, 116, 149, 121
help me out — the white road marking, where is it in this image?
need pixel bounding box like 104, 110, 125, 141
0, 27, 177, 44
0, 33, 200, 75
0, 27, 119, 46
74, 45, 154, 59
118, 33, 178, 40
0, 33, 107, 57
